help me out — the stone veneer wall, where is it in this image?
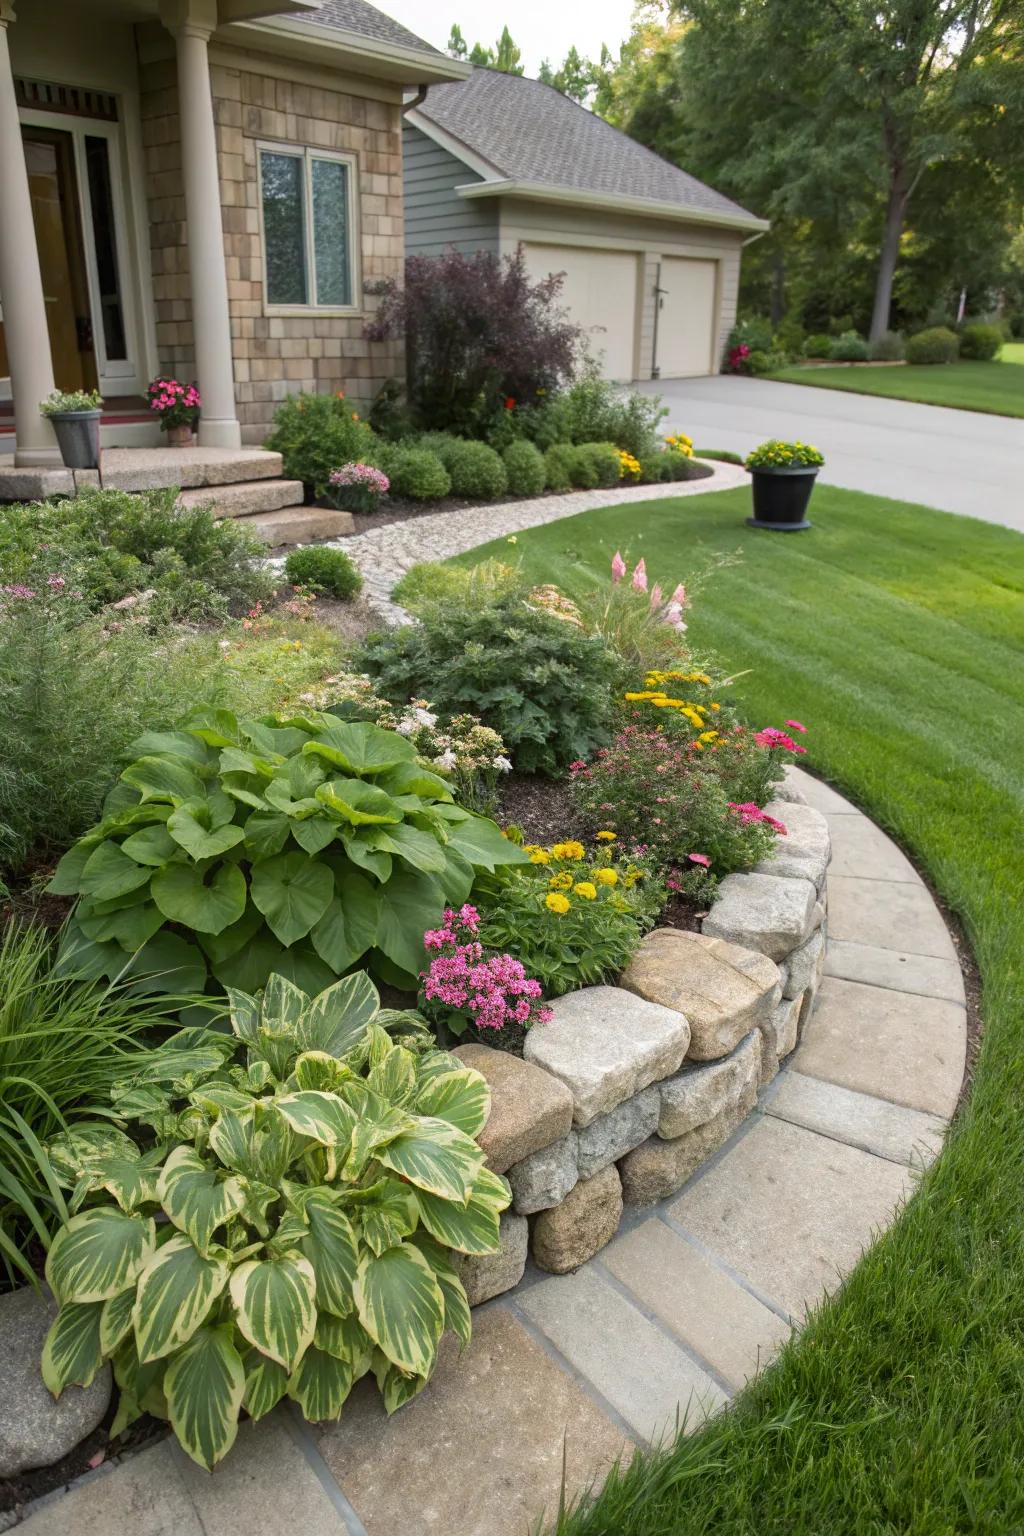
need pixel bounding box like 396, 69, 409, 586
453, 782, 832, 1305
138, 52, 405, 443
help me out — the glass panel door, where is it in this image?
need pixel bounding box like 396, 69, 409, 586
22, 128, 98, 393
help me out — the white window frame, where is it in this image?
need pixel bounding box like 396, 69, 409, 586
256, 142, 361, 318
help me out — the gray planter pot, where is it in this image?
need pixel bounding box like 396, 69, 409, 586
48, 410, 102, 470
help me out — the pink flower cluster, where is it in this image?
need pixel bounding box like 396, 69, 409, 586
754, 725, 807, 754
147, 377, 200, 415
328, 463, 390, 494
1, 574, 69, 602
610, 552, 688, 632
729, 802, 788, 834
420, 906, 552, 1035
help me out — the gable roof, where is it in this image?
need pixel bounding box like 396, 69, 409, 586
411, 68, 765, 231
287, 0, 443, 56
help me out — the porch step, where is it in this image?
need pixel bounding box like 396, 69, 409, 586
232, 505, 356, 547
99, 446, 283, 492
178, 478, 304, 518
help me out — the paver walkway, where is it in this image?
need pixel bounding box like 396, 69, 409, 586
639, 374, 1024, 532
15, 772, 967, 1536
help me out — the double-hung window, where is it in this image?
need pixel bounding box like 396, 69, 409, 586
258, 144, 358, 312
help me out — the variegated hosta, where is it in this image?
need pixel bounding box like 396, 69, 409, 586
41, 971, 506, 1471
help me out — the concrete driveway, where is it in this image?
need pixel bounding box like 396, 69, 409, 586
638, 375, 1024, 533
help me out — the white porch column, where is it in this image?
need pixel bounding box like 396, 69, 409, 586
160, 0, 240, 449
0, 2, 60, 466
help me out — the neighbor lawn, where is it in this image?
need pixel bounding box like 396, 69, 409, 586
450, 484, 1024, 1534
768, 341, 1024, 417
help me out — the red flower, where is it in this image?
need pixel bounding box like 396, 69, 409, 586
504, 397, 516, 410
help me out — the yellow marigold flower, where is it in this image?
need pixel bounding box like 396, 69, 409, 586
546, 892, 571, 914
548, 872, 574, 891
595, 830, 617, 842
595, 868, 618, 885
530, 850, 551, 864
710, 701, 721, 711
699, 729, 720, 743
573, 882, 598, 900
552, 840, 585, 861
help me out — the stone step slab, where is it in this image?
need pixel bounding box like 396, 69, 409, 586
531, 1164, 623, 1273
178, 478, 304, 517
657, 1029, 762, 1139
99, 445, 284, 490
233, 506, 355, 546
523, 986, 690, 1128
702, 872, 818, 962
755, 801, 831, 890
620, 928, 781, 1061
765, 1070, 947, 1166
454, 1044, 574, 1174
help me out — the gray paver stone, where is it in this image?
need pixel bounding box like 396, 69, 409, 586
454, 1043, 574, 1172
0, 1288, 111, 1477
523, 986, 690, 1128
458, 1210, 529, 1305
508, 1133, 579, 1214
657, 1029, 762, 1139
576, 1086, 661, 1179
531, 1165, 624, 1273
755, 801, 831, 891
620, 928, 780, 1061
703, 872, 818, 962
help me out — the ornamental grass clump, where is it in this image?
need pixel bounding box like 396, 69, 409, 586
419, 903, 552, 1046
39, 972, 508, 1469
49, 708, 527, 996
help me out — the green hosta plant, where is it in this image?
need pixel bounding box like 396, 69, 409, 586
41, 971, 508, 1469
49, 708, 528, 994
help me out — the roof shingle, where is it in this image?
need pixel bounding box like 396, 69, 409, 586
287, 0, 443, 56
417, 68, 759, 223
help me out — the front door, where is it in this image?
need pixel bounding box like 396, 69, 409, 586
23, 127, 98, 394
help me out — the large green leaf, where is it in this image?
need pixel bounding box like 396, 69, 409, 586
157, 1146, 246, 1252
230, 1255, 316, 1372
413, 1234, 472, 1348
151, 861, 247, 936
242, 810, 292, 860
367, 1045, 416, 1107
311, 869, 380, 974
415, 1069, 490, 1139
47, 838, 101, 895
414, 1180, 506, 1256
377, 762, 453, 802
313, 1310, 373, 1374
303, 719, 417, 776
209, 1109, 294, 1185
242, 1351, 290, 1420
250, 853, 334, 946
168, 798, 245, 861
315, 778, 403, 826
99, 1286, 138, 1356
125, 932, 208, 994
133, 1234, 231, 1362
378, 822, 448, 875
291, 815, 340, 855
77, 1149, 164, 1214
299, 1193, 359, 1318
375, 1117, 484, 1203
275, 1091, 357, 1147
340, 829, 392, 883
45, 1208, 156, 1305
287, 1344, 355, 1421
120, 823, 178, 867
296, 971, 380, 1056
129, 728, 212, 765
379, 1361, 429, 1415
447, 815, 529, 871
79, 841, 153, 902
41, 1300, 106, 1394
355, 1183, 419, 1258
165, 1324, 245, 1471
374, 869, 445, 978
354, 1243, 444, 1376
78, 899, 166, 953
201, 905, 264, 966
212, 928, 285, 991
122, 754, 206, 805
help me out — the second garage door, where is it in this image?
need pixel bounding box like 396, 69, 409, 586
522, 243, 638, 380
657, 257, 718, 377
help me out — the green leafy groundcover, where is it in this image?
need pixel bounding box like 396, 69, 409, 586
41, 971, 508, 1469
50, 710, 528, 995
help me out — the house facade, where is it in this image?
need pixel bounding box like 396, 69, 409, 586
0, 0, 463, 468
404, 70, 768, 383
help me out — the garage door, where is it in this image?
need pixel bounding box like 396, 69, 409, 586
523, 243, 638, 380
657, 257, 718, 377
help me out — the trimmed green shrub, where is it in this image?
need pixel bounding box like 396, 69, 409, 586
958, 322, 1002, 361
357, 598, 622, 776
387, 447, 450, 501
531, 377, 666, 458
40, 975, 508, 1468
266, 392, 377, 499
868, 331, 905, 361
502, 439, 546, 497
637, 453, 671, 484
569, 441, 621, 489
284, 546, 362, 600
726, 316, 774, 354
437, 440, 507, 500
544, 443, 575, 492
804, 333, 833, 359
744, 348, 776, 375
906, 327, 960, 365
51, 709, 528, 994
829, 331, 869, 362
392, 559, 523, 618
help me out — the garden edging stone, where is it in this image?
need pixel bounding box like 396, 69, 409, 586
0, 1289, 111, 1479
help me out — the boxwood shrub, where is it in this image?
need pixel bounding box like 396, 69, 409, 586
502, 440, 546, 497
569, 441, 622, 489
387, 448, 451, 501
284, 546, 362, 600
438, 441, 508, 500
543, 443, 575, 492
266, 393, 377, 499
829, 331, 869, 362
958, 322, 1002, 361
906, 326, 960, 365
868, 330, 905, 361
50, 709, 528, 995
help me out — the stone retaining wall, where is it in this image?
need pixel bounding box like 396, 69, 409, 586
454, 777, 831, 1304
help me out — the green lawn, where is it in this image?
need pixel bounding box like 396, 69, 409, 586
768, 341, 1024, 417
450, 485, 1024, 1534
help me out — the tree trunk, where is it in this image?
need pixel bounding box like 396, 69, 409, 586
870, 166, 911, 342
770, 247, 786, 327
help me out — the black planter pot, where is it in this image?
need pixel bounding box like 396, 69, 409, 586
747, 465, 818, 531
48, 410, 102, 470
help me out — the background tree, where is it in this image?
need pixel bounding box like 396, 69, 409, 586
447, 21, 524, 74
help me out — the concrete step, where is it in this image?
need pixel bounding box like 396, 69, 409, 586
99, 446, 283, 491
233, 505, 356, 547
178, 478, 304, 518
